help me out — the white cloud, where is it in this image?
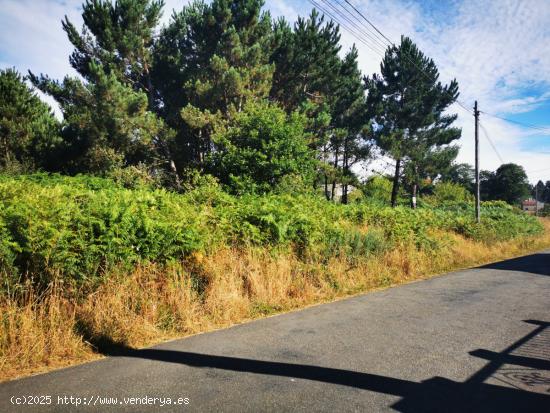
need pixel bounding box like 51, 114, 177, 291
493, 92, 550, 115
0, 0, 82, 80
268, 0, 300, 22
425, 0, 550, 183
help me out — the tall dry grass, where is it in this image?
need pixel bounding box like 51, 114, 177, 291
2, 219, 550, 382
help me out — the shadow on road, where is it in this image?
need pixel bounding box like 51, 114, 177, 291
101, 320, 550, 412
479, 253, 550, 276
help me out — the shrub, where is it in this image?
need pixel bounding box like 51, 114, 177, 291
208, 101, 316, 194
361, 176, 393, 205
0, 175, 205, 287
0, 174, 543, 291
427, 182, 474, 205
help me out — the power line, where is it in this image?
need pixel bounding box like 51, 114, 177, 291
306, 0, 386, 58
342, 0, 394, 46
334, 0, 391, 51
320, 0, 389, 54
339, 3, 550, 132
337, 0, 474, 116
479, 111, 550, 133
479, 121, 505, 164
335, 2, 550, 133
311, 0, 394, 62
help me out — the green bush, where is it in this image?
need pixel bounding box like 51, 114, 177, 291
208, 101, 316, 194
361, 176, 393, 205
0, 174, 543, 290
539, 204, 550, 217
0, 175, 205, 287
425, 182, 474, 206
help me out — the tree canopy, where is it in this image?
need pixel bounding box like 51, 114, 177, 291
480, 163, 531, 205
0, 68, 60, 171
1, 1, 483, 207
365, 36, 461, 207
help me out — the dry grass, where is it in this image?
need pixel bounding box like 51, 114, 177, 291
2, 219, 550, 382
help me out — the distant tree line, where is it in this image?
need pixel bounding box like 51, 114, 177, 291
5, 0, 533, 208
440, 162, 539, 206
531, 180, 550, 203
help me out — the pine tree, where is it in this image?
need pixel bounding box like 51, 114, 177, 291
0, 68, 60, 171
270, 13, 373, 202
328, 46, 371, 203
30, 63, 165, 174
403, 145, 459, 203
270, 10, 341, 111
30, 0, 175, 180
533, 180, 545, 202
365, 36, 461, 207
544, 181, 550, 203
152, 0, 274, 170
61, 0, 163, 102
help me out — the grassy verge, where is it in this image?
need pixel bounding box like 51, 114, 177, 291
2, 218, 550, 382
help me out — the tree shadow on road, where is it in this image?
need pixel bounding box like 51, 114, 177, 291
478, 253, 550, 276
101, 320, 550, 412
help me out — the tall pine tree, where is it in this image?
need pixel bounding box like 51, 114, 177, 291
152, 0, 274, 171
271, 12, 371, 202
30, 0, 175, 180
0, 68, 60, 171
62, 0, 163, 103
31, 63, 165, 174
533, 180, 545, 202
270, 10, 340, 111
365, 36, 461, 207
328, 46, 370, 203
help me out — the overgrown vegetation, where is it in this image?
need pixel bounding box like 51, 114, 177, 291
2, 0, 466, 201
1, 174, 549, 381
1, 0, 548, 383
0, 174, 543, 291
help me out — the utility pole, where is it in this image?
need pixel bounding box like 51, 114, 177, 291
535, 185, 539, 217
474, 101, 480, 223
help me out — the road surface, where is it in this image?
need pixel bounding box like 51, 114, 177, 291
1, 251, 550, 412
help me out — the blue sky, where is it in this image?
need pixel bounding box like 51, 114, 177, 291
1, 0, 549, 183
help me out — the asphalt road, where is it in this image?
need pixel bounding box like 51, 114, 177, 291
1, 251, 550, 412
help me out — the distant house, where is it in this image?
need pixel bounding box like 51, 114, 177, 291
521, 199, 544, 215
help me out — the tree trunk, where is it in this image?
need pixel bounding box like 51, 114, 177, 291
169, 159, 181, 189
391, 158, 401, 207
342, 184, 348, 204
411, 164, 418, 209
323, 144, 330, 200
342, 137, 349, 205
2, 135, 10, 164
142, 58, 155, 111
162, 141, 180, 190
143, 59, 181, 189
331, 149, 339, 201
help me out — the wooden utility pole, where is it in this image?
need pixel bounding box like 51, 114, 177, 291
535, 185, 539, 217
474, 101, 480, 223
